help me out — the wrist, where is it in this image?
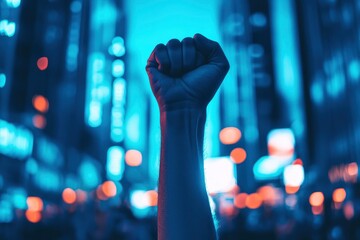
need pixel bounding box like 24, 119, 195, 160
160, 105, 206, 127
158, 100, 207, 113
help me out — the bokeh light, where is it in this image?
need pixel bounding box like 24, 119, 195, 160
285, 185, 300, 194
204, 157, 237, 194
145, 190, 158, 207
6, 0, 21, 8
347, 162, 358, 176
32, 114, 46, 129
101, 181, 117, 198
245, 193, 263, 209
283, 164, 304, 187
0, 0, 360, 238
257, 185, 281, 206
329, 162, 358, 183
285, 195, 297, 208
109, 36, 126, 57
112, 59, 125, 77
267, 128, 295, 157
219, 127, 241, 145
25, 210, 41, 223
0, 20, 16, 37
343, 202, 354, 220
332, 188, 346, 203
234, 193, 248, 209
130, 190, 148, 209
0, 73, 6, 88
293, 158, 303, 165
26, 197, 43, 211
230, 148, 247, 164
106, 146, 125, 181
312, 205, 324, 215
96, 185, 107, 201
348, 60, 360, 81
309, 192, 324, 207
125, 149, 142, 167
32, 95, 49, 113
37, 57, 48, 70
62, 188, 76, 204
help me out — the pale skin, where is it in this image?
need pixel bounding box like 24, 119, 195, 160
146, 34, 230, 240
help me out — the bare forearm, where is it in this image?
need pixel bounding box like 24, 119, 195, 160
158, 107, 217, 240
146, 34, 229, 240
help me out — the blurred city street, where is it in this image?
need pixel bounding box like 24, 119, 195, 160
1, 0, 360, 239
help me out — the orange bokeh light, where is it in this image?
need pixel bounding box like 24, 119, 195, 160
32, 114, 46, 129
27, 197, 43, 211
347, 162, 358, 176
245, 193, 263, 209
32, 95, 49, 113
234, 193, 248, 209
230, 148, 247, 164
25, 210, 41, 223
309, 192, 324, 207
332, 188, 346, 203
37, 57, 48, 70
258, 185, 279, 206
125, 150, 142, 166
146, 190, 158, 207
102, 181, 117, 198
219, 127, 241, 145
62, 188, 77, 204
285, 185, 300, 194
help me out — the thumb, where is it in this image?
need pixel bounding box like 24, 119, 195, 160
193, 33, 230, 71
146, 64, 174, 99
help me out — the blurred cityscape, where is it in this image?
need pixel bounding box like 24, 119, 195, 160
1, 0, 360, 239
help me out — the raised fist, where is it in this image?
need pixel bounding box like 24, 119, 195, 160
146, 34, 230, 111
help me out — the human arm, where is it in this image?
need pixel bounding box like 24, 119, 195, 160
146, 34, 229, 240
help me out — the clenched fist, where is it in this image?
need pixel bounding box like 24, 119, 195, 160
146, 34, 230, 111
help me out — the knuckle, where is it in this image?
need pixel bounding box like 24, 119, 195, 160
154, 43, 166, 54
181, 37, 193, 44
166, 38, 181, 47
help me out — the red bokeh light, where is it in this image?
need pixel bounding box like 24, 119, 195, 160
230, 148, 247, 164
25, 210, 41, 223
37, 57, 48, 70
32, 95, 49, 113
